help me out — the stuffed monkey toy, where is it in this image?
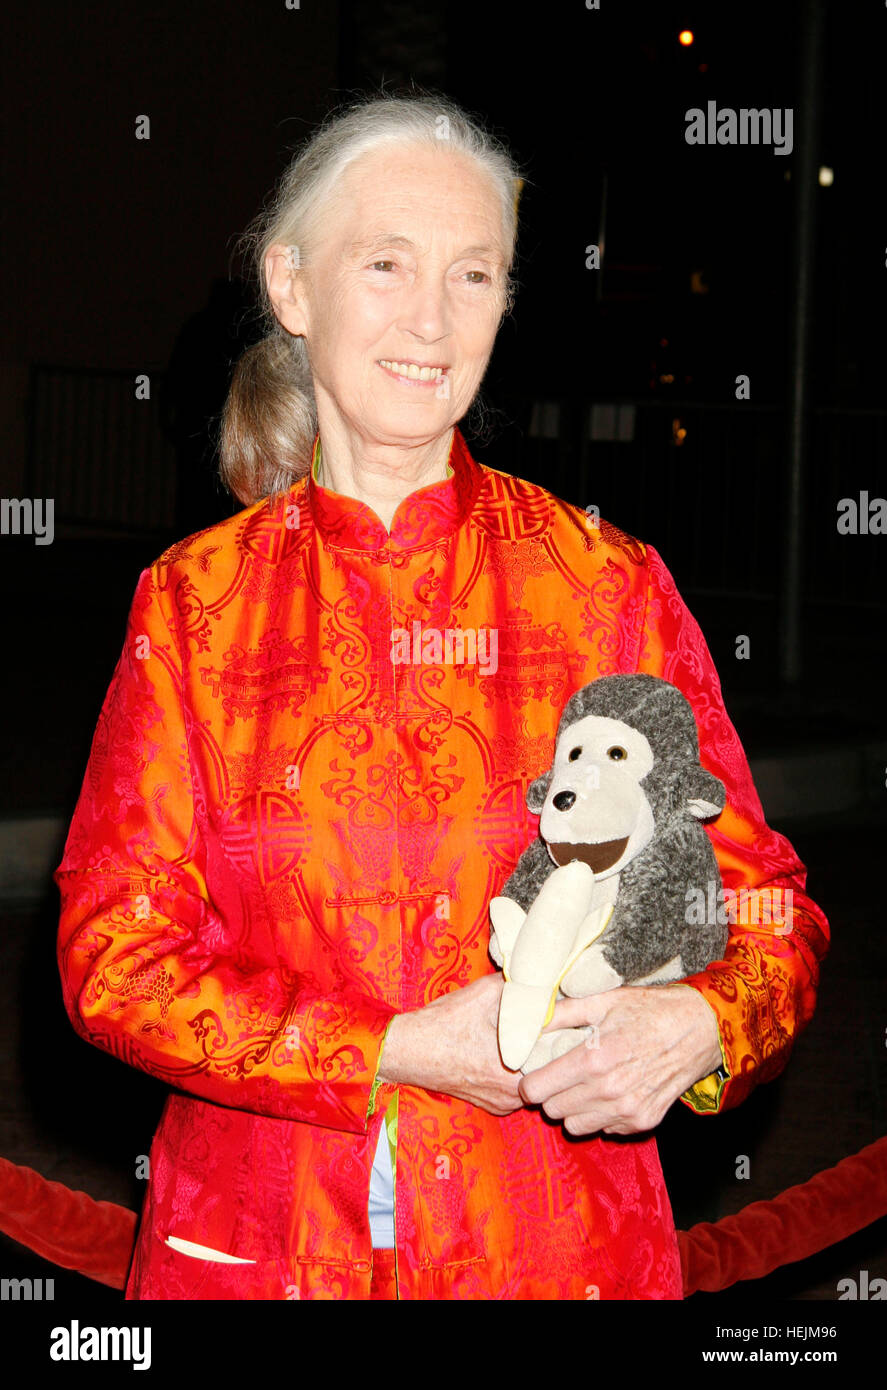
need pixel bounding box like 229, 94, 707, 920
489, 673, 728, 1072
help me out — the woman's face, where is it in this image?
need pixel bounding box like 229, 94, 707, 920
268, 142, 511, 455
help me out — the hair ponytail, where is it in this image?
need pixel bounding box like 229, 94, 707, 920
220, 327, 316, 504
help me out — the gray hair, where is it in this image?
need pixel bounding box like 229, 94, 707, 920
219, 92, 524, 504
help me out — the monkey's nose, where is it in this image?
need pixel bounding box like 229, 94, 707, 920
552, 790, 576, 812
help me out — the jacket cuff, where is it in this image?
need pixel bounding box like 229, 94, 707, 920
672, 978, 733, 1115
365, 1015, 398, 1122
287, 991, 399, 1132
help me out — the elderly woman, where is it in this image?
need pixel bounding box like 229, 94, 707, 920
55, 94, 828, 1301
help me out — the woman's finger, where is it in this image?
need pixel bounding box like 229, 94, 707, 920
543, 993, 610, 1032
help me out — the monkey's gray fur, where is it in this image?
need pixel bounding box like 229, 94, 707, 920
498, 673, 728, 984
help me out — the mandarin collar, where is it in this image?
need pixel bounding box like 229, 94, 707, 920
306, 426, 483, 552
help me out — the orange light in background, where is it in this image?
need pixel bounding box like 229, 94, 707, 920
679, 29, 694, 46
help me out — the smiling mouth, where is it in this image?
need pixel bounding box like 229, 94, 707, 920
548, 838, 629, 872
378, 359, 448, 383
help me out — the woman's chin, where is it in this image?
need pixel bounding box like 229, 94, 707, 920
354, 410, 455, 445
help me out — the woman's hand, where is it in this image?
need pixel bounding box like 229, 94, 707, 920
518, 984, 723, 1135
377, 973, 524, 1116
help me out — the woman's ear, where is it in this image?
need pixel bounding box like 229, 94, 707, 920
265, 242, 309, 337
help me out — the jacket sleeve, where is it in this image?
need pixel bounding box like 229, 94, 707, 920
55, 563, 398, 1134
634, 543, 830, 1114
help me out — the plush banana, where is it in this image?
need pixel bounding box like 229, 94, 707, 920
491, 860, 614, 1071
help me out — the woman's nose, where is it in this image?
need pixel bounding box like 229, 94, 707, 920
401, 277, 449, 339
552, 790, 576, 812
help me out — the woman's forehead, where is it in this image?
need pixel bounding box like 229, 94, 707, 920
323, 144, 507, 250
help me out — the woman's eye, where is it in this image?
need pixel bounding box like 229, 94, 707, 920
463, 270, 490, 284
607, 746, 628, 761
370, 260, 396, 272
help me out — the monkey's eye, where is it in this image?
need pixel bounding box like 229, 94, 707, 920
607, 746, 628, 761
568, 746, 582, 761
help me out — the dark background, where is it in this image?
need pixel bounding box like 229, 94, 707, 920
0, 0, 884, 1310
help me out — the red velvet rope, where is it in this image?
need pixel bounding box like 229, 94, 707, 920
0, 1157, 136, 1289
2, 1138, 885, 1294
678, 1135, 887, 1295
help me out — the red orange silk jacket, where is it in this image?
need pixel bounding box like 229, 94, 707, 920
55, 427, 829, 1300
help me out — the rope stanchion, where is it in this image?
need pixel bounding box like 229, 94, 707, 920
677, 1135, 887, 1295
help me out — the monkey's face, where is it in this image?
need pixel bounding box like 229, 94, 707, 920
539, 715, 656, 878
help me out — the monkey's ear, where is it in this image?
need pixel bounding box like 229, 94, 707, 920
526, 772, 552, 813
684, 767, 727, 820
